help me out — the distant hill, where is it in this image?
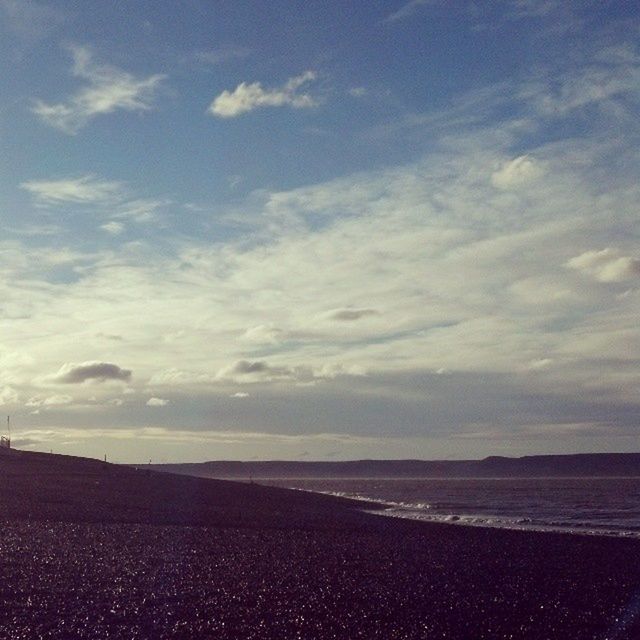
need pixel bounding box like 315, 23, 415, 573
147, 453, 640, 479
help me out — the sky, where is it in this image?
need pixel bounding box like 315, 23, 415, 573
0, 0, 639, 463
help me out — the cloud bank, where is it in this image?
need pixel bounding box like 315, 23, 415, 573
5, 29, 640, 459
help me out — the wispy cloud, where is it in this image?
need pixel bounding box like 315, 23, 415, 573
0, 0, 65, 44
384, 0, 439, 23
491, 155, 544, 190
192, 45, 251, 66
100, 221, 125, 235
0, 386, 19, 406
20, 174, 169, 229
521, 52, 640, 117
241, 325, 285, 344
32, 45, 166, 134
208, 71, 318, 118
114, 198, 169, 222
509, 0, 561, 19
567, 249, 640, 283
21, 175, 123, 205
348, 87, 367, 98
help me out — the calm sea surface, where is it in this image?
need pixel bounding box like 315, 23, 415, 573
262, 477, 640, 537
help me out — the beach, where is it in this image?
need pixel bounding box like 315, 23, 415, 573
1, 451, 640, 639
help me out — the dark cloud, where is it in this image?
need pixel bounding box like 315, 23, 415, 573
217, 359, 365, 385
217, 360, 308, 383
230, 361, 270, 375
325, 308, 378, 321
53, 361, 132, 384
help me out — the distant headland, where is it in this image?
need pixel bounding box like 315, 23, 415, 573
147, 452, 640, 479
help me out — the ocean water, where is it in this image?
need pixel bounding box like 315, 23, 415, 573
263, 477, 640, 538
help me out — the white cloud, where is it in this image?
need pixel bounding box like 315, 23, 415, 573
42, 394, 73, 406
21, 175, 123, 205
26, 394, 73, 407
32, 45, 165, 134
146, 397, 169, 406
230, 392, 250, 398
148, 369, 216, 386
0, 386, 19, 406
241, 324, 285, 344
566, 249, 640, 283
209, 71, 318, 118
100, 221, 125, 235
491, 155, 543, 189
528, 358, 553, 370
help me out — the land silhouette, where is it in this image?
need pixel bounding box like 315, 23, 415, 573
148, 452, 640, 479
2, 448, 640, 638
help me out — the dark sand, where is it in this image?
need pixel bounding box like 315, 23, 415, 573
1, 450, 640, 639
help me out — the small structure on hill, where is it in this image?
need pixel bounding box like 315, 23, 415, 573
1, 416, 11, 450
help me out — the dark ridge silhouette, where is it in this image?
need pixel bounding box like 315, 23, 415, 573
0, 448, 379, 528
147, 452, 640, 479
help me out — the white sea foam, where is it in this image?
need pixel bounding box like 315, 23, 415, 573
280, 478, 640, 539
372, 504, 640, 538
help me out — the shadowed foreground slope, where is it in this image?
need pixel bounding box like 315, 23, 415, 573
2, 450, 640, 639
0, 449, 375, 529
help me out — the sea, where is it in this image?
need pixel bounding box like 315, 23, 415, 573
263, 477, 640, 538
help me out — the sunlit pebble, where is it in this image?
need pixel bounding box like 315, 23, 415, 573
0, 520, 638, 638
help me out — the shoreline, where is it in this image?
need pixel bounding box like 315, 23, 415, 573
260, 478, 640, 540
3, 450, 640, 638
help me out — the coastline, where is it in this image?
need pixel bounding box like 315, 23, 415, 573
259, 478, 640, 540
2, 451, 640, 638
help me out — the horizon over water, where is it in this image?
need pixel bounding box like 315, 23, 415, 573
262, 477, 640, 538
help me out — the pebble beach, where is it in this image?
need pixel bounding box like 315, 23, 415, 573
1, 450, 640, 639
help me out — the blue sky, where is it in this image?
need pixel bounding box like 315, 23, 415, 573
1, 0, 639, 462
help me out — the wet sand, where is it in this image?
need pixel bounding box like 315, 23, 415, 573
1, 450, 640, 639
